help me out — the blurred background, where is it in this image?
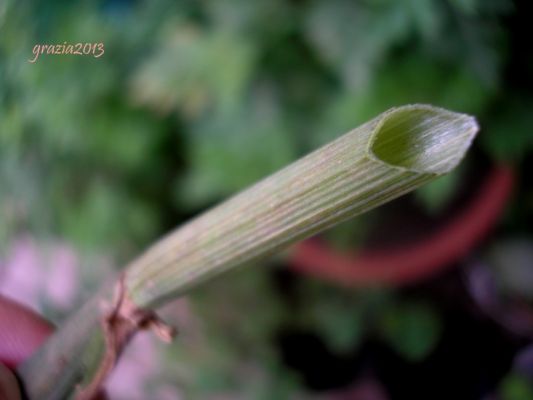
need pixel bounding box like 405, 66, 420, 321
1, 0, 532, 399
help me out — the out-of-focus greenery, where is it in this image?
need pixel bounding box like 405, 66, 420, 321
500, 374, 533, 400
1, 0, 519, 253
1, 0, 532, 398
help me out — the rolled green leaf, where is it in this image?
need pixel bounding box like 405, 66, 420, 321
125, 104, 478, 308
18, 104, 478, 399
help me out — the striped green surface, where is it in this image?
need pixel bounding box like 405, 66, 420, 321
19, 104, 478, 400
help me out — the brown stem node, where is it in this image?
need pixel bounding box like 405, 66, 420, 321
75, 274, 176, 400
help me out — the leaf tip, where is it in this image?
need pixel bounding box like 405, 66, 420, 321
369, 104, 479, 175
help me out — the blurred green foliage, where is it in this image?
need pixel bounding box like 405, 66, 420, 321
500, 374, 533, 400
378, 301, 442, 362
1, 0, 521, 254
1, 0, 532, 398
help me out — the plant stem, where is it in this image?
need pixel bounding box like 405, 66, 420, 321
18, 104, 478, 399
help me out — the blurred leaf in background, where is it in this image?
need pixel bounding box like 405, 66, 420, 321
378, 301, 442, 362
500, 373, 533, 400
